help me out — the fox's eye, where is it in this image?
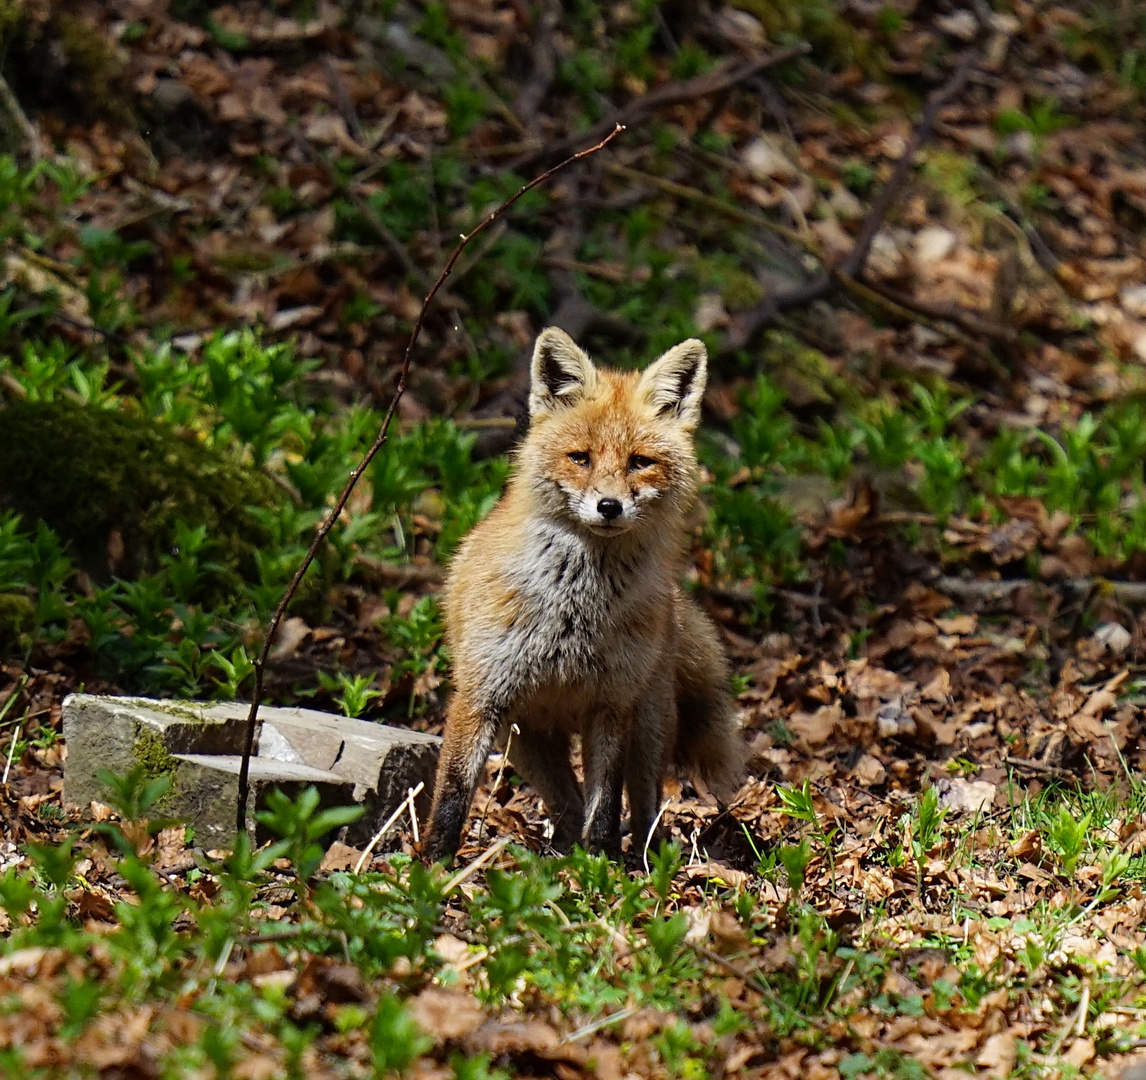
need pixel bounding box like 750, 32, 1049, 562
568, 451, 591, 467
628, 454, 657, 471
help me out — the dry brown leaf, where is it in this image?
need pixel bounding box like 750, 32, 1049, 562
935, 778, 996, 815
319, 841, 361, 873
976, 1031, 1017, 1077
408, 988, 485, 1042
788, 704, 842, 748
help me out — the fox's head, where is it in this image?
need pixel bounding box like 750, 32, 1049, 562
517, 327, 707, 537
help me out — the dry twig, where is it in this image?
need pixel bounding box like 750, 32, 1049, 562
353, 780, 425, 874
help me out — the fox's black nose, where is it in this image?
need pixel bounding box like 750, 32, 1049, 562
597, 498, 623, 521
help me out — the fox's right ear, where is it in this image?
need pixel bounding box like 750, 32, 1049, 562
529, 327, 597, 418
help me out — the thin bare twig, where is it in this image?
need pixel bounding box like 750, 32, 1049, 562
235, 125, 626, 833
478, 723, 518, 844
0, 674, 29, 787
2, 725, 18, 786
442, 835, 512, 894
353, 780, 425, 874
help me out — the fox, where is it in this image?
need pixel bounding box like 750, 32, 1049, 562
423, 327, 745, 862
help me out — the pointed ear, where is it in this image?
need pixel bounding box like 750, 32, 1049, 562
638, 339, 708, 429
529, 327, 597, 417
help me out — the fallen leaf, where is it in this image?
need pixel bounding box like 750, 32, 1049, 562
408, 988, 485, 1042
935, 779, 996, 815
977, 1032, 1017, 1077
319, 841, 361, 872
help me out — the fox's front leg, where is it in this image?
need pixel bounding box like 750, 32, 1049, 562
625, 680, 674, 862
581, 717, 626, 859
424, 694, 500, 863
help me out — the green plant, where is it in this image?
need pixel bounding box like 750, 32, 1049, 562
208, 644, 255, 698
316, 670, 383, 718
779, 838, 813, 893
914, 435, 967, 523
256, 786, 364, 888
995, 98, 1074, 139
1045, 804, 1091, 880
774, 780, 839, 871
842, 160, 875, 194
909, 786, 946, 893
387, 594, 445, 713
370, 991, 434, 1071
855, 406, 919, 470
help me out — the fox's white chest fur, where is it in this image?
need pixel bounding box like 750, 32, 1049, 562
470, 517, 670, 720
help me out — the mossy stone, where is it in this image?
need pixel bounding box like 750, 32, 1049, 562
0, 399, 278, 593
0, 592, 34, 656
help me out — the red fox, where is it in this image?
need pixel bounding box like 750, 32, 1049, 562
423, 327, 744, 862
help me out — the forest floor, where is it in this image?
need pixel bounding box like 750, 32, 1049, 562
3, 1, 1146, 1077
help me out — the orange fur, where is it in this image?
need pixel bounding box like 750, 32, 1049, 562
424, 328, 745, 862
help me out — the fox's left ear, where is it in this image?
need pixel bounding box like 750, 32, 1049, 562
639, 339, 708, 429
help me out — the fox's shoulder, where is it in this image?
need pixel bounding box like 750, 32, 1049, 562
448, 488, 528, 569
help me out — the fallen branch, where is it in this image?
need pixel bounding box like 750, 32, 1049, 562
235, 124, 626, 833
517, 43, 810, 169
0, 72, 39, 163
933, 575, 1146, 606
837, 48, 980, 281
603, 161, 812, 249
723, 45, 981, 355
1003, 755, 1078, 781
512, 0, 560, 124
294, 133, 427, 288
352, 555, 446, 588
853, 276, 1018, 346
835, 272, 1006, 374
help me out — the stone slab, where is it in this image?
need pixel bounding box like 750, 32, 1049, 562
62, 694, 441, 849
170, 755, 358, 847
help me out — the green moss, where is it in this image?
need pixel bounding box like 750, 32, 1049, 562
0, 0, 25, 38
54, 13, 131, 123
762, 330, 860, 412
0, 591, 33, 656
132, 725, 179, 811
732, 0, 880, 75
0, 399, 279, 594
2, 1, 134, 127
133, 726, 176, 777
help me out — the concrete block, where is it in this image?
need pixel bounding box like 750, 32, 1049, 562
63, 694, 441, 848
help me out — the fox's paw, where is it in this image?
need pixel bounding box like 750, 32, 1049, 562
420, 835, 459, 866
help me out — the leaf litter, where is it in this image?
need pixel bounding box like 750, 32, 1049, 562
3, 0, 1146, 1077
